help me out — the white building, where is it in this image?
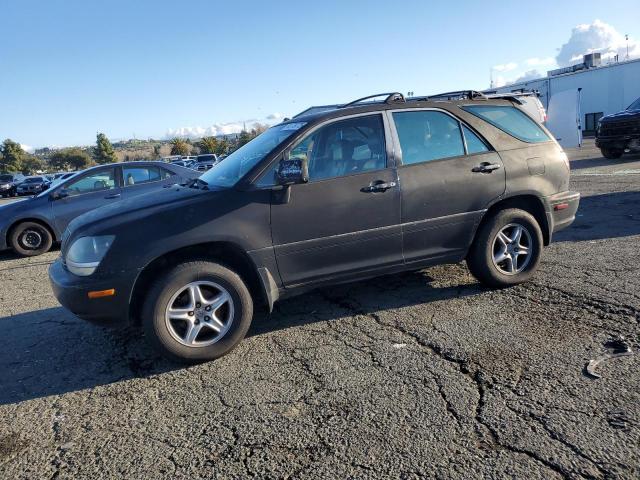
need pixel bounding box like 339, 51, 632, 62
485, 55, 640, 139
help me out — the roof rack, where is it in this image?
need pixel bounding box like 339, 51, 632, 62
340, 92, 406, 108
427, 90, 488, 101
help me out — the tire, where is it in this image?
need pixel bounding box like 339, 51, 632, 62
9, 221, 54, 257
142, 260, 253, 363
601, 148, 623, 159
467, 208, 543, 288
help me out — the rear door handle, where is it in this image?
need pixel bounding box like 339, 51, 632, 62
104, 193, 121, 199
472, 162, 501, 173
361, 181, 397, 193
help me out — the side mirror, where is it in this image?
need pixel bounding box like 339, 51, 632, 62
51, 188, 69, 200
275, 158, 309, 186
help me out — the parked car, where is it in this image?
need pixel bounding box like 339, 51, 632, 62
595, 96, 640, 159
0, 161, 198, 257
49, 91, 579, 363
0, 173, 26, 198
16, 176, 51, 195
195, 154, 220, 172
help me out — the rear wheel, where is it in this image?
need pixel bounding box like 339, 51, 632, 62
143, 261, 253, 363
9, 221, 54, 257
467, 208, 543, 288
600, 147, 623, 159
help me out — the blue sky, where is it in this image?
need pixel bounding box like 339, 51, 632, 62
1, 0, 639, 148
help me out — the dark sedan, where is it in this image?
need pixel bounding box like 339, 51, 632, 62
0, 161, 199, 256
16, 176, 51, 195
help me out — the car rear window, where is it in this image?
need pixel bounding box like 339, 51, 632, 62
462, 105, 550, 143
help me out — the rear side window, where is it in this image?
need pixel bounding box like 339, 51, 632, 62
462, 105, 550, 143
123, 166, 161, 186
462, 125, 489, 154
393, 111, 465, 164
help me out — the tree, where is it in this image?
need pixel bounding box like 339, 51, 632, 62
198, 136, 219, 154
50, 148, 92, 171
0, 139, 26, 172
94, 132, 117, 164
237, 130, 255, 148
215, 138, 229, 155
170, 138, 190, 156
20, 155, 44, 175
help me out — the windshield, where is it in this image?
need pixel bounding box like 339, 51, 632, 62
628, 97, 640, 111
25, 177, 43, 183
0, 175, 13, 182
199, 122, 306, 187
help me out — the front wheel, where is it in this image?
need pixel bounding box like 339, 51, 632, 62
143, 261, 253, 363
600, 147, 623, 159
467, 208, 543, 288
9, 221, 54, 257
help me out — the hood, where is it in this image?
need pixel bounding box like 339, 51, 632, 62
0, 198, 29, 210
601, 109, 640, 123
0, 196, 42, 225
67, 184, 227, 236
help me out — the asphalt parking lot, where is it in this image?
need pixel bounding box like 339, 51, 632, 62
1, 144, 639, 479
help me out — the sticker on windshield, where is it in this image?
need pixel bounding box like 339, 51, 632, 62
281, 122, 306, 131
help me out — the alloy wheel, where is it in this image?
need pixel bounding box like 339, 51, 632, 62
164, 281, 234, 347
491, 223, 533, 275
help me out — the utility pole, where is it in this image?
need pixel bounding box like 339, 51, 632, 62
626, 34, 630, 59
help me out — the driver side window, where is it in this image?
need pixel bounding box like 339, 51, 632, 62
65, 168, 116, 196
256, 114, 387, 186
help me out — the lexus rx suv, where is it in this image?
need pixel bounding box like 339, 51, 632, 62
49, 91, 580, 363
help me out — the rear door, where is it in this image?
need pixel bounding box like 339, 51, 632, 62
121, 164, 177, 199
390, 109, 505, 264
51, 166, 121, 233
269, 113, 403, 287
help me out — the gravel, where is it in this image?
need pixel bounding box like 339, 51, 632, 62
1, 146, 639, 479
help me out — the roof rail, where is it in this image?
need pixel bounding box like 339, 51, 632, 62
341, 92, 406, 108
428, 90, 488, 101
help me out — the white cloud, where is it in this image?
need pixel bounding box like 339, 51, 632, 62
493, 62, 518, 72
556, 19, 639, 66
165, 113, 285, 139
514, 69, 544, 83
525, 57, 556, 67
20, 144, 34, 153
493, 75, 507, 88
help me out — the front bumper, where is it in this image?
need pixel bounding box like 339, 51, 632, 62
48, 259, 136, 327
545, 191, 580, 236
596, 135, 640, 151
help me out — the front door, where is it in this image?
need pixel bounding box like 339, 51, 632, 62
51, 166, 121, 233
269, 114, 403, 287
390, 109, 506, 264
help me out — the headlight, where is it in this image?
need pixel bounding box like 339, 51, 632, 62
66, 235, 115, 276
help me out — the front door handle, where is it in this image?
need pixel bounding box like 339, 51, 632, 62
104, 193, 121, 199
472, 162, 502, 173
361, 181, 397, 193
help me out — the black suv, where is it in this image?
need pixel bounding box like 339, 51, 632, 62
49, 92, 580, 363
596, 96, 640, 159
0, 173, 25, 197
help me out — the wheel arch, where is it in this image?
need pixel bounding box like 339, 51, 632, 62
473, 194, 550, 249
129, 241, 268, 324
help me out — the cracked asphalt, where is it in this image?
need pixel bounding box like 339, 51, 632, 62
1, 143, 639, 479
